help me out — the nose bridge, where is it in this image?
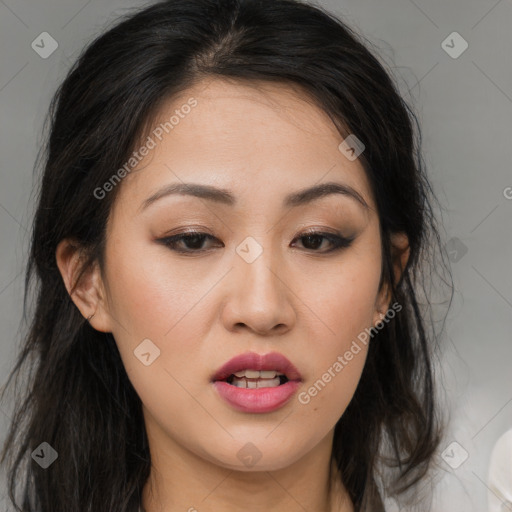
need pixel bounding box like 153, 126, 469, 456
236, 234, 282, 300
224, 234, 295, 333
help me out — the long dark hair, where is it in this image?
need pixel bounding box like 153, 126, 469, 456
0, 0, 453, 510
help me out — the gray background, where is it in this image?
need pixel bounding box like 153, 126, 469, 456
0, 0, 511, 511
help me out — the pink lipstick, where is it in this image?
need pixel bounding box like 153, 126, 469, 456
211, 351, 302, 413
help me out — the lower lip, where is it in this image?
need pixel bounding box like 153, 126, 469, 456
212, 380, 301, 413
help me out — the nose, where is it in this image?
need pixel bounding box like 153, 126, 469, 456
220, 239, 296, 336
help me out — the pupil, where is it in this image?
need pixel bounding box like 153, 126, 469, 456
303, 235, 322, 250
186, 234, 205, 249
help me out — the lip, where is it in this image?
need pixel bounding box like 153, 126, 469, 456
211, 351, 303, 414
211, 351, 303, 382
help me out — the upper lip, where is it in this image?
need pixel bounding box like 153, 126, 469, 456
211, 351, 303, 382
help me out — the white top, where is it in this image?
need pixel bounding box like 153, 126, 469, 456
488, 428, 512, 512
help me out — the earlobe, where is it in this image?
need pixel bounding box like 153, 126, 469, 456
55, 239, 112, 332
372, 310, 386, 328
374, 290, 390, 327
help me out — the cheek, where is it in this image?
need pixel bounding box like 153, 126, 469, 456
103, 244, 214, 427
294, 248, 381, 417
300, 350, 368, 414
298, 249, 382, 346
104, 238, 207, 337
297, 316, 370, 435
103, 237, 220, 389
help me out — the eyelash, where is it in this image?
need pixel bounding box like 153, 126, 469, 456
158, 229, 354, 255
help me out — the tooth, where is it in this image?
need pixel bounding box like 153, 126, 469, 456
256, 377, 280, 388
233, 370, 280, 378
229, 376, 281, 389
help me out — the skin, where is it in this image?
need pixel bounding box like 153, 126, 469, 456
56, 77, 409, 512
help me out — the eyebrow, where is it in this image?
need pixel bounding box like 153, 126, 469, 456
140, 181, 369, 212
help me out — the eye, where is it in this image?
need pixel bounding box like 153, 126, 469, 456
158, 230, 222, 253
158, 229, 354, 255
291, 230, 354, 253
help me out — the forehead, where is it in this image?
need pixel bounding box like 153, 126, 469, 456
112, 77, 375, 217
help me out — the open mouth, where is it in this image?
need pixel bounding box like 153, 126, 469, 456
224, 370, 290, 388
211, 353, 302, 413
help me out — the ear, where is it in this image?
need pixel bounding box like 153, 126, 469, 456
55, 238, 113, 332
373, 231, 410, 326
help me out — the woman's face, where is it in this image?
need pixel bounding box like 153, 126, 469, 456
77, 77, 394, 471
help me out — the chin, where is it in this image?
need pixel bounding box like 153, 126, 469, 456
200, 441, 307, 472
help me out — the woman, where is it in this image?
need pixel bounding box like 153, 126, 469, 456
0, 0, 452, 510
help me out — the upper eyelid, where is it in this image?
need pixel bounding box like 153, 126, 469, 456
160, 229, 353, 251
163, 228, 347, 239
